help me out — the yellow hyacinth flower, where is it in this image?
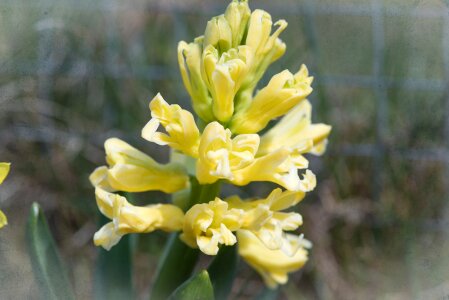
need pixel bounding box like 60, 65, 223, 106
142, 93, 201, 158
178, 39, 214, 122
232, 149, 317, 192
90, 138, 189, 193
180, 198, 244, 255
258, 99, 332, 157
0, 162, 10, 228
196, 121, 316, 191
228, 188, 306, 256
94, 188, 184, 250
230, 65, 313, 134
196, 121, 259, 184
88, 0, 331, 286
237, 230, 310, 288
202, 45, 253, 123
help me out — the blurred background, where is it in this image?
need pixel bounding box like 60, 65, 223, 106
1, 0, 449, 299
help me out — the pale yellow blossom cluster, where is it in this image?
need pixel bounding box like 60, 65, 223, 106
90, 0, 331, 288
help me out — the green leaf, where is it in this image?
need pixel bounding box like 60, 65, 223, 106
168, 270, 214, 300
94, 213, 133, 300
26, 202, 75, 300
150, 233, 200, 300
208, 245, 238, 300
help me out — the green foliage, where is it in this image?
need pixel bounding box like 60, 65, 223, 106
94, 214, 134, 300
150, 234, 200, 300
208, 245, 238, 300
26, 202, 75, 300
168, 270, 214, 300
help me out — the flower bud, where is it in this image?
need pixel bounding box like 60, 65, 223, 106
202, 45, 253, 123
245, 9, 273, 56
203, 15, 232, 53
237, 11, 288, 98
178, 40, 214, 122
224, 0, 251, 47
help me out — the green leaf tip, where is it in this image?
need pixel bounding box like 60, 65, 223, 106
168, 270, 214, 300
26, 202, 75, 300
30, 202, 40, 217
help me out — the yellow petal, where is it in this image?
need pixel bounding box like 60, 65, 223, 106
230, 67, 313, 134
196, 235, 220, 256
89, 166, 114, 191
94, 222, 122, 250
201, 45, 252, 123
196, 122, 259, 184
0, 210, 7, 229
298, 170, 316, 192
142, 93, 200, 158
209, 64, 236, 122
258, 100, 331, 156
224, 0, 251, 47
270, 38, 286, 63
103, 138, 189, 193
95, 187, 117, 219
232, 148, 299, 191
227, 188, 307, 254
237, 230, 309, 288
178, 41, 214, 122
0, 162, 11, 185
181, 197, 243, 255
310, 139, 329, 156
245, 10, 273, 56
238, 11, 287, 94
203, 15, 232, 52
94, 188, 185, 250
261, 188, 305, 211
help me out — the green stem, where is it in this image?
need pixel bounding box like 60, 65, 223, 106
150, 233, 200, 300
150, 181, 221, 299
197, 180, 221, 205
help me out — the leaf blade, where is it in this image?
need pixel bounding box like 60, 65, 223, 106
208, 245, 238, 300
150, 233, 200, 300
26, 202, 75, 300
168, 270, 214, 300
